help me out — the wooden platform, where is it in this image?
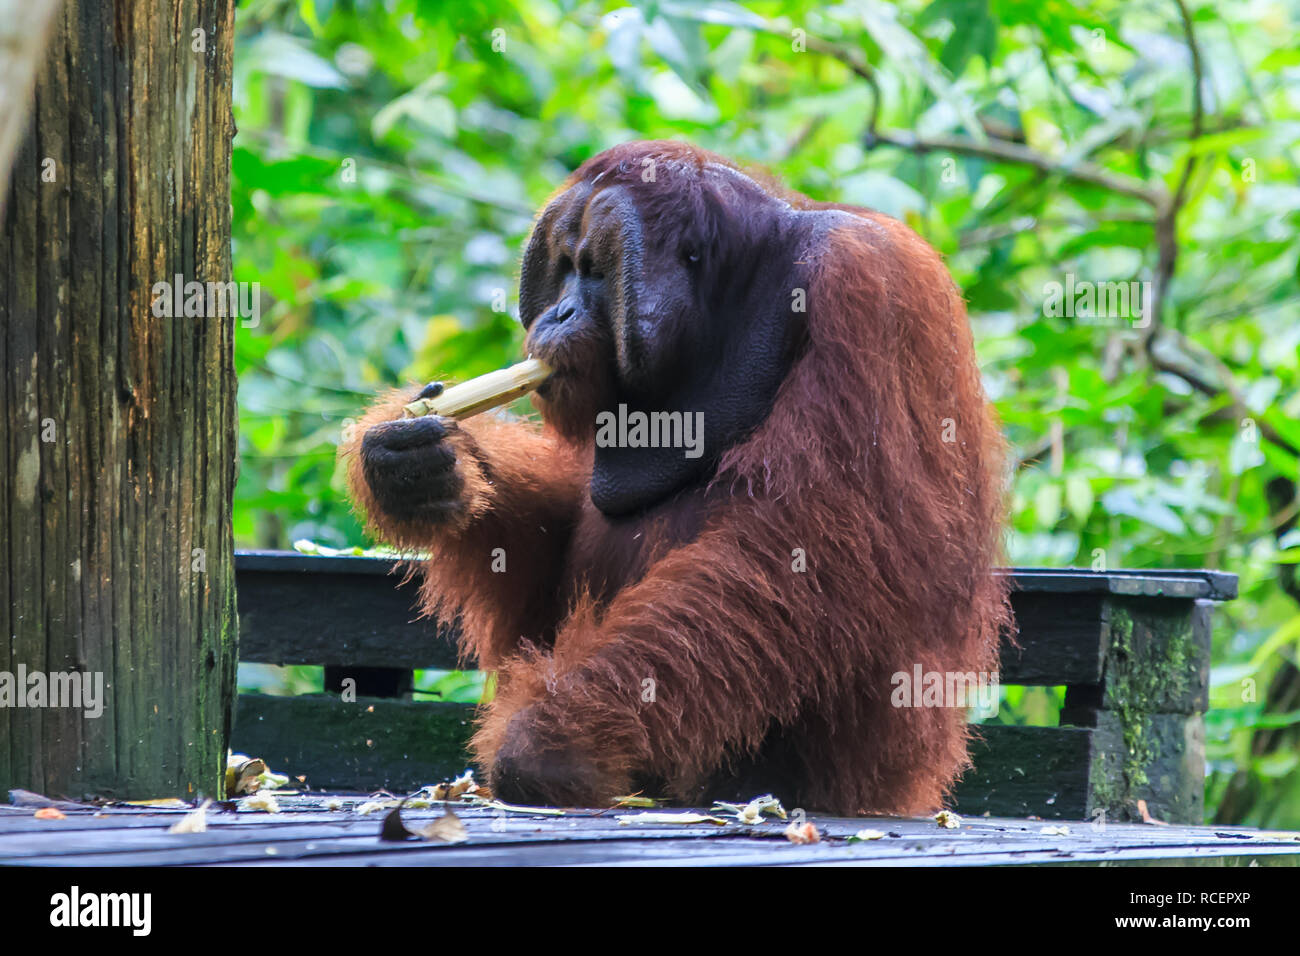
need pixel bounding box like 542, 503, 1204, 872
233, 557, 1240, 824
3, 796, 1298, 866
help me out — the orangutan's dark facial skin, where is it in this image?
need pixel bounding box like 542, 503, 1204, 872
520, 162, 820, 516
360, 154, 846, 522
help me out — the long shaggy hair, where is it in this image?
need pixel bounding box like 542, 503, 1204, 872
343, 141, 1010, 814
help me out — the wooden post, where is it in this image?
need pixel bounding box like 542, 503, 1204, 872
0, 0, 238, 800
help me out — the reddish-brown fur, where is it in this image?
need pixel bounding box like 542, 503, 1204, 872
343, 141, 1009, 815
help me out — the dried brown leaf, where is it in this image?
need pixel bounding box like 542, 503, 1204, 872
784, 821, 820, 844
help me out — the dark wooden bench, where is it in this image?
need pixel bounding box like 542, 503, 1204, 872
232, 551, 1236, 823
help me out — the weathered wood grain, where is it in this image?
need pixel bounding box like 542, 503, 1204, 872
0, 0, 238, 800
0, 0, 63, 209
0, 796, 1295, 867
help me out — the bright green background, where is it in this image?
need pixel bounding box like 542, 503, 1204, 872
230, 0, 1300, 826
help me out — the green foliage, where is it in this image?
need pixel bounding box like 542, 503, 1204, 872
231, 0, 1300, 825
415, 669, 490, 704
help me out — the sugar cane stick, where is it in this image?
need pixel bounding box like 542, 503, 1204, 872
401, 357, 552, 421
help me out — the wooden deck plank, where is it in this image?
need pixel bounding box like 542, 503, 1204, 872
233, 555, 1236, 675
2, 796, 1296, 866
9, 833, 1299, 868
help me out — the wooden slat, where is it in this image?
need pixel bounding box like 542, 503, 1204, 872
1009, 568, 1237, 601
959, 718, 1203, 823
999, 593, 1107, 684
232, 694, 475, 791
237, 569, 460, 670
235, 574, 1112, 684
953, 725, 1095, 820
235, 695, 1103, 821
2, 797, 1296, 867
238, 553, 1231, 681
237, 551, 416, 576
235, 552, 1238, 599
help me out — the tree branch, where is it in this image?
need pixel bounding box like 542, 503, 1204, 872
1149, 327, 1298, 457
863, 128, 1165, 206
1143, 0, 1209, 355
744, 20, 883, 134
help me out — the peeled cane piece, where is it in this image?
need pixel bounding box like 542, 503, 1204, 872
401, 357, 552, 421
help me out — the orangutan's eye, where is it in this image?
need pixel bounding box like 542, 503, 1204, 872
577, 249, 604, 280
